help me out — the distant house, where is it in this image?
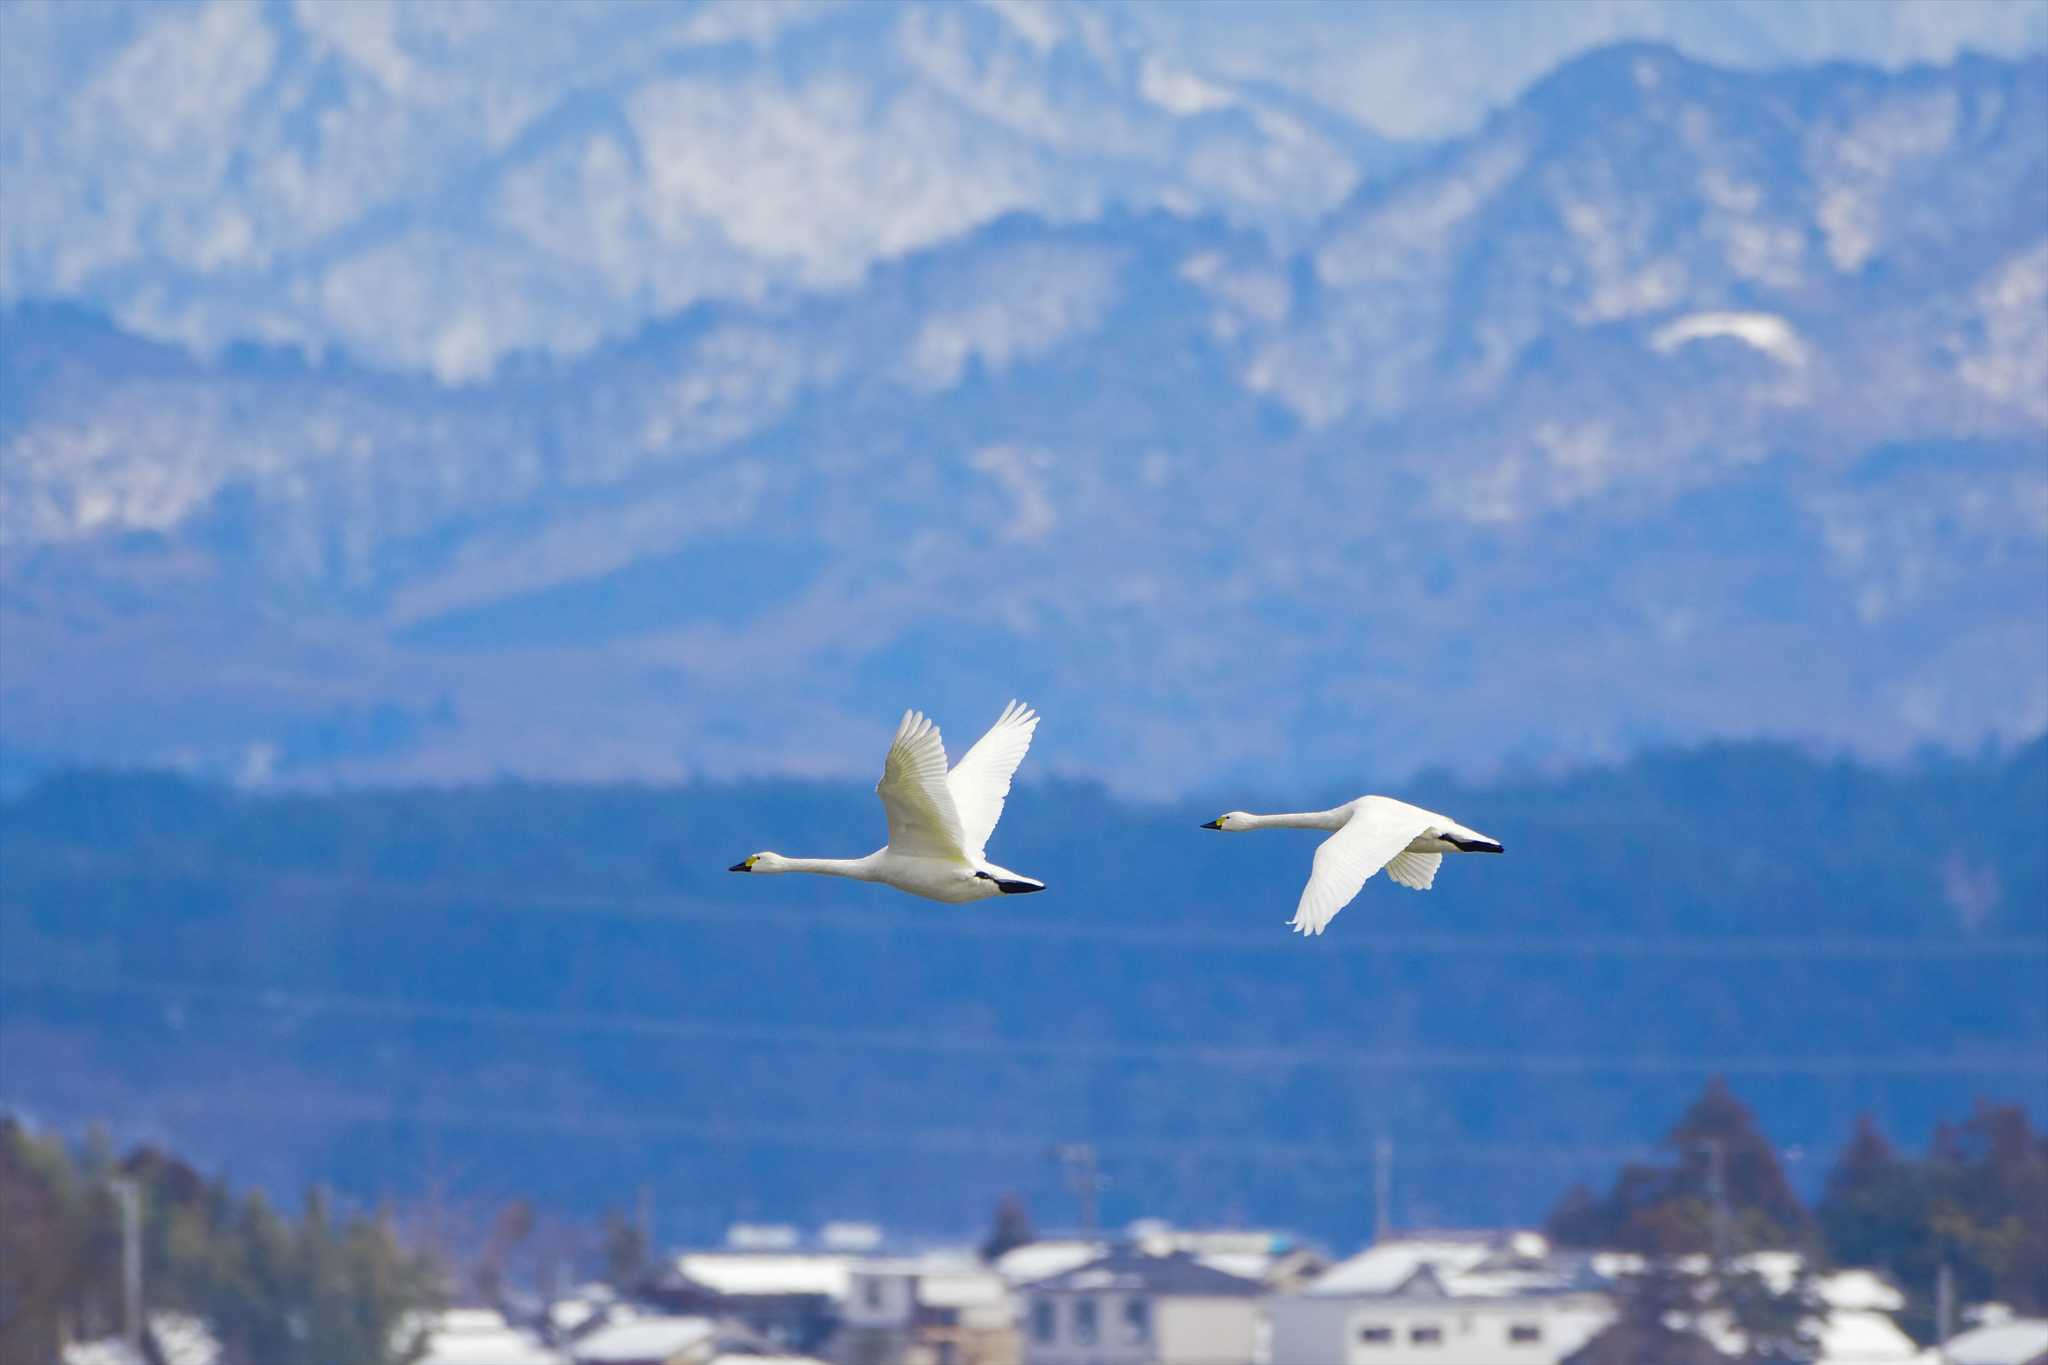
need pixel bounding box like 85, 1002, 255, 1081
995, 1228, 1324, 1299
1017, 1246, 1264, 1365
1686, 1253, 1925, 1365
837, 1252, 1017, 1365
1122, 1223, 1329, 1296
568, 1314, 756, 1365
1266, 1231, 1617, 1365
644, 1252, 854, 1353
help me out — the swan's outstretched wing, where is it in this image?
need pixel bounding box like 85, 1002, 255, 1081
946, 700, 1039, 858
1293, 804, 1435, 935
877, 710, 969, 860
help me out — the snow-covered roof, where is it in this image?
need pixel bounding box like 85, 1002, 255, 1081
410, 1307, 567, 1365
1024, 1247, 1264, 1298
819, 1222, 882, 1251
1821, 1268, 1908, 1313
150, 1314, 221, 1365
994, 1239, 1109, 1285
436, 1309, 517, 1335
725, 1223, 800, 1250
65, 1320, 224, 1365
1125, 1224, 1306, 1283
1193, 1252, 1275, 1281
547, 1284, 623, 1336
61, 1342, 145, 1365
1307, 1231, 1584, 1299
570, 1315, 718, 1364
1810, 1308, 1925, 1364
671, 1252, 853, 1298
1947, 1319, 2048, 1365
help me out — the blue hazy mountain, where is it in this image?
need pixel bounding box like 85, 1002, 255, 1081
2, 740, 2042, 1239
4, 44, 2044, 793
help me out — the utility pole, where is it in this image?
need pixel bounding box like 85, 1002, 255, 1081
1053, 1144, 1101, 1233
112, 1178, 142, 1354
1372, 1138, 1393, 1244
1935, 1262, 1954, 1364
636, 1184, 654, 1259
1704, 1138, 1729, 1274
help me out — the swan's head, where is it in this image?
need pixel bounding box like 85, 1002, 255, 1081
1200, 811, 1252, 831
728, 852, 785, 873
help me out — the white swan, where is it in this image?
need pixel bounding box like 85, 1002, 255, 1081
729, 701, 1046, 903
1201, 796, 1502, 936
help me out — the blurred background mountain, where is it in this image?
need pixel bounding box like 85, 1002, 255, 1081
1, 0, 2045, 1252
3, 1, 2045, 792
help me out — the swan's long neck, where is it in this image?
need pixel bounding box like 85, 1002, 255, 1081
1239, 809, 1348, 831
771, 855, 879, 880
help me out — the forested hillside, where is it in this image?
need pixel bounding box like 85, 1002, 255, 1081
2, 740, 2042, 1240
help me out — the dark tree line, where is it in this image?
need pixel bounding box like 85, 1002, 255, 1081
0, 1118, 440, 1365
4, 742, 2041, 1234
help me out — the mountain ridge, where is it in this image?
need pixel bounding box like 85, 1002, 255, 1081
2, 43, 2044, 793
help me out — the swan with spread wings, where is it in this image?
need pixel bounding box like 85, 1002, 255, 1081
729, 701, 1045, 902
1201, 796, 1501, 936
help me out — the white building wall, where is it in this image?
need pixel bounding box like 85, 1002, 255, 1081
1265, 1297, 1355, 1365
1266, 1294, 1614, 1365
845, 1271, 918, 1330
1155, 1297, 1260, 1365
1021, 1292, 1151, 1365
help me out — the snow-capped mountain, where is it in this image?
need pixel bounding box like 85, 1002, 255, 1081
1, 42, 2043, 792
0, 0, 1398, 381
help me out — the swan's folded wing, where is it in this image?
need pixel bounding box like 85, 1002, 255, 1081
946, 700, 1039, 857
1293, 807, 1434, 935
877, 710, 970, 860
1384, 851, 1441, 890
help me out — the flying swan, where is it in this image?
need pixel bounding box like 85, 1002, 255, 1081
1200, 796, 1501, 936
729, 701, 1046, 902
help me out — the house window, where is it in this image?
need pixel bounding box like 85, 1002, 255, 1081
1031, 1300, 1055, 1343
1122, 1296, 1151, 1344
1358, 1324, 1394, 1345
1510, 1323, 1543, 1345
1410, 1324, 1443, 1346
1074, 1298, 1099, 1346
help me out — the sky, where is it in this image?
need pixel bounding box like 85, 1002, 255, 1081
1124, 0, 2048, 135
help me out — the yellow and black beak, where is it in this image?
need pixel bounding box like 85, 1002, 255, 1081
1199, 818, 1223, 830
729, 857, 755, 872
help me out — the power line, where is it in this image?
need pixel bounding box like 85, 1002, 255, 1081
7, 972, 2044, 1079
16, 862, 2048, 960
9, 1079, 1665, 1169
